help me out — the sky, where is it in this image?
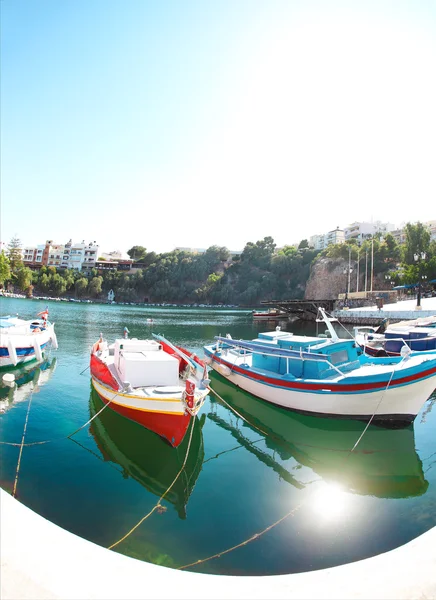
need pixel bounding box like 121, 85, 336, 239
1, 0, 435, 255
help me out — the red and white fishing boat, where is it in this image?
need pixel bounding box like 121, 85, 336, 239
90, 331, 210, 447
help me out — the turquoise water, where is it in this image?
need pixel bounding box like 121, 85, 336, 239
1, 297, 435, 575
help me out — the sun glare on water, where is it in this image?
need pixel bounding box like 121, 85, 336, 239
310, 483, 350, 523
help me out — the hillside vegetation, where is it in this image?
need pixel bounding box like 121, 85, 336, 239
1, 223, 435, 305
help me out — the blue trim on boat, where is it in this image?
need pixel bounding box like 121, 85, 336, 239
204, 346, 436, 395
0, 342, 49, 358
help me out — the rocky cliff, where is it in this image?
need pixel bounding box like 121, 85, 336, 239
304, 257, 387, 300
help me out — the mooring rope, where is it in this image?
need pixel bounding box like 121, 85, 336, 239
107, 415, 197, 550
206, 384, 272, 439
349, 352, 409, 455
69, 436, 124, 475
203, 438, 265, 464
177, 501, 304, 570
12, 388, 34, 498
0, 388, 118, 447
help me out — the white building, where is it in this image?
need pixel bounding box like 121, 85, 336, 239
22, 244, 44, 265
309, 234, 325, 250
66, 241, 99, 271
325, 227, 345, 247
22, 239, 99, 271
47, 242, 64, 268
344, 221, 396, 243
309, 227, 345, 250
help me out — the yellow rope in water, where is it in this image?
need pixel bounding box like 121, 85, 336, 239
207, 384, 272, 438
0, 389, 118, 447
12, 388, 34, 498
108, 415, 197, 550
177, 502, 303, 570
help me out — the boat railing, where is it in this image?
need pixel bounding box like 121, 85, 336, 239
214, 338, 347, 377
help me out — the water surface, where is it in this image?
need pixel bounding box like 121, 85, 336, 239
1, 297, 435, 575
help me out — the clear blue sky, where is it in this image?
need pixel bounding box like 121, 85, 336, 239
1, 0, 435, 255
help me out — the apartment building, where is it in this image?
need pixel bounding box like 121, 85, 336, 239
344, 221, 396, 243
22, 239, 99, 271
309, 227, 345, 250
66, 241, 99, 271
22, 244, 45, 267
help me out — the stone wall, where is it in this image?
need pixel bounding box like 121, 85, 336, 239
304, 257, 392, 301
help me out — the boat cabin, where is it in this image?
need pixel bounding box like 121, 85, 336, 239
249, 335, 362, 380
113, 339, 180, 388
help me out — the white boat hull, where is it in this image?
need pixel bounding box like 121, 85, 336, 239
205, 351, 436, 423
0, 324, 57, 368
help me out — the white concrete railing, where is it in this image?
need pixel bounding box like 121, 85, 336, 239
334, 309, 436, 320
1, 488, 436, 600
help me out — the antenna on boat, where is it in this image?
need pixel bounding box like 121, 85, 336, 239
316, 307, 339, 341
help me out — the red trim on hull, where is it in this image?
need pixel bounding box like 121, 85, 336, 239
93, 386, 191, 447
90, 354, 118, 390
158, 341, 206, 374
205, 350, 436, 393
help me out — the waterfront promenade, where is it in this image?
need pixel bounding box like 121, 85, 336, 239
334, 295, 436, 324
1, 489, 435, 600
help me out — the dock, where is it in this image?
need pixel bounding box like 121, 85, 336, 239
260, 300, 336, 321
260, 297, 436, 324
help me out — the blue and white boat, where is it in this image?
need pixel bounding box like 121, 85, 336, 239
354, 315, 436, 357
203, 309, 436, 426
0, 310, 58, 368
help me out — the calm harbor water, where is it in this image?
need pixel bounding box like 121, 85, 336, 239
1, 297, 435, 576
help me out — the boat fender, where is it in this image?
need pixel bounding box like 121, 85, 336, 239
33, 337, 43, 362
98, 341, 108, 353
7, 339, 18, 366
218, 364, 232, 377
185, 378, 195, 409
2, 372, 16, 386
122, 381, 133, 393
51, 331, 59, 350
400, 345, 411, 359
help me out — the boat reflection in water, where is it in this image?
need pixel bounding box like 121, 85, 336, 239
208, 372, 429, 499
0, 357, 57, 413
89, 389, 205, 519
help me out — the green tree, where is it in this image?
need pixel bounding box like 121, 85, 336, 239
127, 246, 147, 262
402, 222, 430, 265
75, 277, 88, 298
51, 274, 67, 296
7, 236, 23, 271
15, 267, 33, 293
88, 276, 103, 298
0, 251, 11, 287
39, 273, 50, 293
